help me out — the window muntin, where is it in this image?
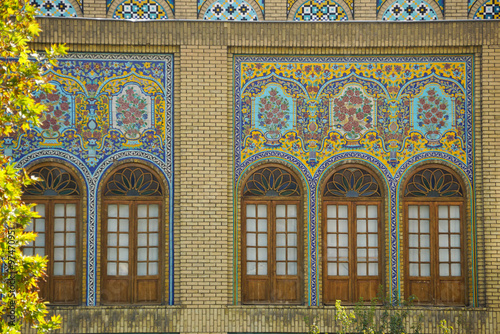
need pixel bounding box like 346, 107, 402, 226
242, 166, 302, 304
23, 166, 81, 304
101, 166, 163, 304
322, 166, 382, 304
403, 167, 466, 305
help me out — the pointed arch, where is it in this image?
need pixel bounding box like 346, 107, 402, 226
201, 0, 262, 20
110, 0, 171, 19
378, 0, 443, 20
30, 0, 81, 17
289, 0, 351, 21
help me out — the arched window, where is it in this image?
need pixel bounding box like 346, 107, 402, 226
23, 165, 82, 304
242, 165, 303, 304
403, 166, 466, 305
101, 165, 164, 304
322, 166, 383, 304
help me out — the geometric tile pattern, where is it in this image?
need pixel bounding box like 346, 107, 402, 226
294, 0, 348, 21
382, 0, 438, 20
108, 0, 174, 14
4, 53, 174, 306
233, 55, 474, 306
378, 0, 442, 14
30, 0, 78, 17
288, 0, 352, 16
113, 0, 168, 19
199, 0, 263, 17
203, 0, 258, 20
473, 0, 500, 18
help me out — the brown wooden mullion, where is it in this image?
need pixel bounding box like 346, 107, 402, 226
270, 201, 276, 303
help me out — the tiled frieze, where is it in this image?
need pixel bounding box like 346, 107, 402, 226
203, 0, 259, 20
473, 0, 500, 18
381, 0, 439, 20
233, 55, 474, 306
5, 53, 174, 306
31, 0, 79, 17
112, 0, 170, 19
293, 0, 348, 21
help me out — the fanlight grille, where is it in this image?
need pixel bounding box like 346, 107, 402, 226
404, 168, 463, 197
243, 167, 300, 197
104, 167, 162, 196
25, 166, 80, 196
324, 168, 381, 197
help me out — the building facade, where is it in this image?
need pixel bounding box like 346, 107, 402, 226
12, 0, 500, 332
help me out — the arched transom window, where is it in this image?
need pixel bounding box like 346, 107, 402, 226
101, 165, 164, 304
322, 166, 383, 304
23, 165, 82, 304
403, 166, 466, 305
242, 166, 303, 304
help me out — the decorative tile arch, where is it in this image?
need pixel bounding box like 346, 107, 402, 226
108, 0, 174, 14
472, 0, 500, 19
30, 0, 81, 17
202, 0, 261, 20
288, 0, 352, 18
111, 0, 171, 19
199, 0, 263, 18
379, 0, 442, 20
290, 0, 351, 21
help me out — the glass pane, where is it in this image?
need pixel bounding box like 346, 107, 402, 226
119, 219, 129, 232
119, 248, 128, 261
148, 263, 158, 276
288, 205, 297, 218
288, 234, 297, 246
288, 219, 297, 232
34, 219, 45, 232
66, 248, 76, 261
54, 249, 64, 261
450, 235, 460, 247
107, 263, 117, 276
65, 262, 76, 275
368, 234, 378, 247
36, 204, 45, 217
450, 206, 460, 219
108, 248, 117, 261
439, 249, 449, 262
138, 248, 148, 261
276, 234, 286, 247
409, 249, 418, 262
54, 263, 65, 275
450, 220, 460, 233
368, 220, 377, 233
257, 204, 267, 218
276, 262, 286, 275
409, 263, 419, 276
247, 262, 256, 275
258, 219, 267, 232
338, 220, 348, 233
150, 248, 159, 261
368, 248, 378, 261
328, 263, 337, 275
246, 219, 256, 232
258, 248, 267, 261
149, 219, 159, 232
54, 218, 64, 232
440, 263, 449, 276
26, 221, 33, 232
409, 234, 418, 247
36, 235, 46, 247
439, 235, 449, 248
247, 248, 256, 261
357, 235, 366, 247
357, 248, 367, 261
258, 262, 267, 275
119, 234, 129, 247
108, 205, 118, 218
288, 248, 297, 261
149, 204, 159, 217
247, 233, 256, 246
276, 205, 286, 218
408, 205, 418, 219
420, 205, 430, 219
439, 220, 448, 233
149, 233, 159, 246
327, 234, 336, 247
108, 219, 117, 232
368, 205, 377, 218
420, 220, 429, 233
438, 205, 448, 219
276, 219, 286, 232
54, 204, 65, 217
327, 220, 336, 233
119, 205, 129, 218
246, 204, 256, 218
24, 248, 33, 256
358, 263, 367, 276
54, 233, 65, 246
339, 234, 348, 247
357, 220, 367, 233
451, 263, 461, 276
138, 204, 148, 218
420, 235, 430, 248
137, 263, 147, 275
369, 263, 378, 276
339, 248, 348, 261
420, 264, 430, 276
339, 263, 349, 276
288, 262, 297, 275
118, 263, 128, 276
451, 249, 461, 262
66, 218, 76, 232
420, 249, 430, 262
276, 248, 286, 261
138, 234, 147, 247
327, 205, 337, 218
138, 219, 148, 232
409, 220, 418, 233
357, 205, 366, 218
66, 204, 76, 217
338, 205, 348, 218
66, 233, 76, 246
327, 248, 337, 261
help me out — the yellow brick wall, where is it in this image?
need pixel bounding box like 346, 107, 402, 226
28, 19, 500, 334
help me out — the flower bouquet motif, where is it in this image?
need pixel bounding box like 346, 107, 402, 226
416, 88, 449, 145
257, 88, 291, 146
35, 92, 71, 139
115, 87, 149, 140
332, 86, 374, 142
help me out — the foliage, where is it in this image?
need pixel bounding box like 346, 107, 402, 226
439, 320, 454, 334
0, 0, 67, 333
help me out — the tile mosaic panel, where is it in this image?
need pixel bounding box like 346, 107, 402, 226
108, 0, 174, 14
30, 0, 78, 17
199, 0, 263, 18
381, 0, 438, 20
4, 53, 174, 306
288, 0, 352, 16
378, 0, 442, 15
203, 0, 259, 20
113, 0, 169, 19
293, 0, 348, 21
233, 55, 474, 306
473, 0, 500, 18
